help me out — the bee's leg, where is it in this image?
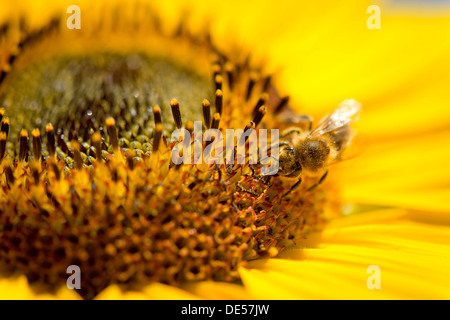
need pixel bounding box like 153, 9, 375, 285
280, 129, 301, 139
277, 116, 313, 140
280, 115, 313, 132
279, 141, 289, 148
247, 164, 259, 180
237, 183, 259, 196
263, 175, 273, 188
260, 141, 289, 155
277, 107, 313, 130
226, 146, 237, 174
257, 155, 279, 180
213, 163, 222, 180
299, 115, 313, 131
281, 177, 302, 200
212, 164, 230, 189
291, 115, 313, 131
306, 170, 329, 193
248, 164, 273, 188
249, 164, 256, 175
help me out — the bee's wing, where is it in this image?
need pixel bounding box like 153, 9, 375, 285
309, 99, 366, 165
309, 99, 361, 138
327, 130, 371, 165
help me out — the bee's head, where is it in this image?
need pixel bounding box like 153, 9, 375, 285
300, 139, 330, 171
278, 146, 302, 177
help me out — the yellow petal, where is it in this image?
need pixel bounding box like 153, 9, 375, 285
241, 259, 398, 299
246, 252, 449, 299
142, 282, 201, 300
238, 267, 307, 300
182, 281, 250, 300
242, 209, 450, 299
327, 208, 408, 228
266, 1, 450, 138
0, 275, 80, 300
333, 129, 450, 215
94, 285, 151, 300
95, 282, 202, 300
322, 220, 450, 248
341, 188, 450, 215
336, 130, 450, 188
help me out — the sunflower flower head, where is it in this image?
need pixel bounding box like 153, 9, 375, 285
0, 1, 339, 299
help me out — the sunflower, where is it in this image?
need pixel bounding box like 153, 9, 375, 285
1, 0, 450, 300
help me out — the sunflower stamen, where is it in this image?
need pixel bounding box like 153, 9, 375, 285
237, 121, 256, 148
1, 117, 9, 137
214, 74, 223, 91
262, 75, 272, 93
185, 121, 194, 136
56, 131, 69, 154
202, 99, 211, 129
106, 117, 119, 152
253, 105, 267, 128
18, 129, 29, 162
31, 129, 42, 162
225, 62, 234, 90
30, 161, 40, 184
71, 141, 83, 170
170, 99, 183, 129
91, 132, 103, 163
0, 132, 6, 161
274, 96, 290, 114
46, 124, 56, 158
153, 105, 162, 125
152, 123, 163, 153
211, 112, 221, 130
252, 93, 269, 117
215, 89, 223, 116
125, 148, 135, 170
4, 165, 15, 189
49, 158, 61, 180
246, 72, 258, 101
212, 63, 221, 82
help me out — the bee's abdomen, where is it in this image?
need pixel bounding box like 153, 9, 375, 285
299, 139, 330, 171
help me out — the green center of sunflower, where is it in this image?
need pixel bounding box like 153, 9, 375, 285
0, 52, 212, 144
0, 11, 332, 300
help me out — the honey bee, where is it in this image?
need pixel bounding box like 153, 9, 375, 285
276, 99, 362, 198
